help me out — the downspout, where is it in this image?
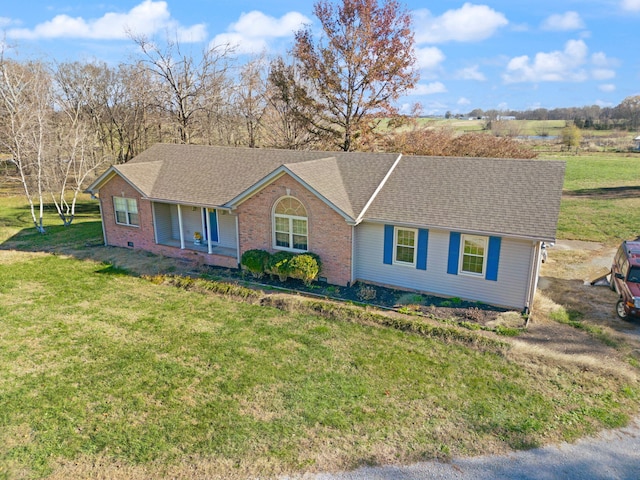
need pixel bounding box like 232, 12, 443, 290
97, 195, 107, 246
152, 202, 158, 245
524, 241, 542, 315
350, 224, 356, 286
235, 214, 240, 265
177, 204, 185, 249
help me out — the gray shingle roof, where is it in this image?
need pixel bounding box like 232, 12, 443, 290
110, 144, 399, 220
364, 155, 566, 240
92, 144, 565, 241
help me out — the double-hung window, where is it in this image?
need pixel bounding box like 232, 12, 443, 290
461, 234, 487, 275
394, 227, 417, 266
273, 197, 308, 251
113, 197, 139, 226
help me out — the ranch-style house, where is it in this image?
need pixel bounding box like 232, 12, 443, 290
87, 144, 565, 312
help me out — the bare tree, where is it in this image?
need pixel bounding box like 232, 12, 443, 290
0, 53, 51, 233
292, 0, 418, 151
130, 33, 234, 144
49, 65, 112, 226
263, 57, 319, 150
234, 56, 268, 148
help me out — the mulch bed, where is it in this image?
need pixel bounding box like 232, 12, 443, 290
197, 264, 512, 326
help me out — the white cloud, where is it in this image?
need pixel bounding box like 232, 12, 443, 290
621, 0, 640, 12
503, 39, 589, 83
541, 12, 584, 31
0, 17, 14, 28
457, 97, 471, 105
413, 3, 508, 44
410, 82, 447, 95
592, 69, 616, 80
211, 11, 310, 54
414, 46, 445, 70
591, 51, 619, 68
455, 65, 486, 81
6, 0, 206, 42
599, 84, 616, 92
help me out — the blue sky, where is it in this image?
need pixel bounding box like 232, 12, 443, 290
1, 0, 639, 115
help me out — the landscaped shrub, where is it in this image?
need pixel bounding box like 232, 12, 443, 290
267, 251, 295, 281
288, 253, 322, 286
240, 249, 271, 279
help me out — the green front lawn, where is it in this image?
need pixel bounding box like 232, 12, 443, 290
0, 251, 637, 478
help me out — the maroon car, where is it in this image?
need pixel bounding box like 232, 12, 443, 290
611, 239, 640, 320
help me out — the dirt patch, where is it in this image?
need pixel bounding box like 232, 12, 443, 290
519, 240, 640, 371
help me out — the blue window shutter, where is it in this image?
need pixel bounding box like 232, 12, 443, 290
447, 232, 461, 275
416, 229, 428, 270
486, 236, 501, 281
383, 225, 394, 265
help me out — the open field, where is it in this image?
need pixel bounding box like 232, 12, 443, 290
546, 153, 640, 244
1, 152, 640, 479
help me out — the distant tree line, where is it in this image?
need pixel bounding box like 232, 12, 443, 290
466, 96, 640, 132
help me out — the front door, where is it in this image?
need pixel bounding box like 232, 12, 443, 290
203, 209, 219, 243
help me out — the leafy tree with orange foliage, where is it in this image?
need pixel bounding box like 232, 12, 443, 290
292, 0, 418, 152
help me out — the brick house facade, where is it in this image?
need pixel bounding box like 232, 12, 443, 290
235, 173, 352, 286
87, 144, 565, 311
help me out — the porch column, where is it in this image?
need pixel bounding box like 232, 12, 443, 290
177, 204, 185, 249
205, 208, 213, 254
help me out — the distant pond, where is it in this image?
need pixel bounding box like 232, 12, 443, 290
517, 135, 559, 141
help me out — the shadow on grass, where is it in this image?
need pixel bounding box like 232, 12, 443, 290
563, 185, 640, 199
95, 264, 130, 276
1, 220, 104, 252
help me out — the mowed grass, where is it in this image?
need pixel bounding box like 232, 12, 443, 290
549, 154, 640, 244
0, 251, 638, 479
1, 153, 640, 479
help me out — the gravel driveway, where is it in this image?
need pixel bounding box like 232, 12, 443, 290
302, 417, 640, 480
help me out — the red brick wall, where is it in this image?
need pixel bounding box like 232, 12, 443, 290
99, 174, 155, 250
235, 173, 353, 286
99, 174, 238, 269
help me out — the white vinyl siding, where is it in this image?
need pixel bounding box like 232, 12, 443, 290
354, 222, 534, 309
154, 203, 173, 240
216, 211, 237, 249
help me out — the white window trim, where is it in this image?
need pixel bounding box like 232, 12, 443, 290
393, 226, 417, 267
272, 196, 308, 252
459, 234, 488, 277
113, 196, 139, 227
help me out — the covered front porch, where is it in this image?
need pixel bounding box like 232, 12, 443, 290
152, 202, 239, 260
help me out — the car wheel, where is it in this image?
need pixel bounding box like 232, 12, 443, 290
616, 299, 629, 320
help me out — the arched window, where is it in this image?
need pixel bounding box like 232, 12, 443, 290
273, 197, 308, 251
